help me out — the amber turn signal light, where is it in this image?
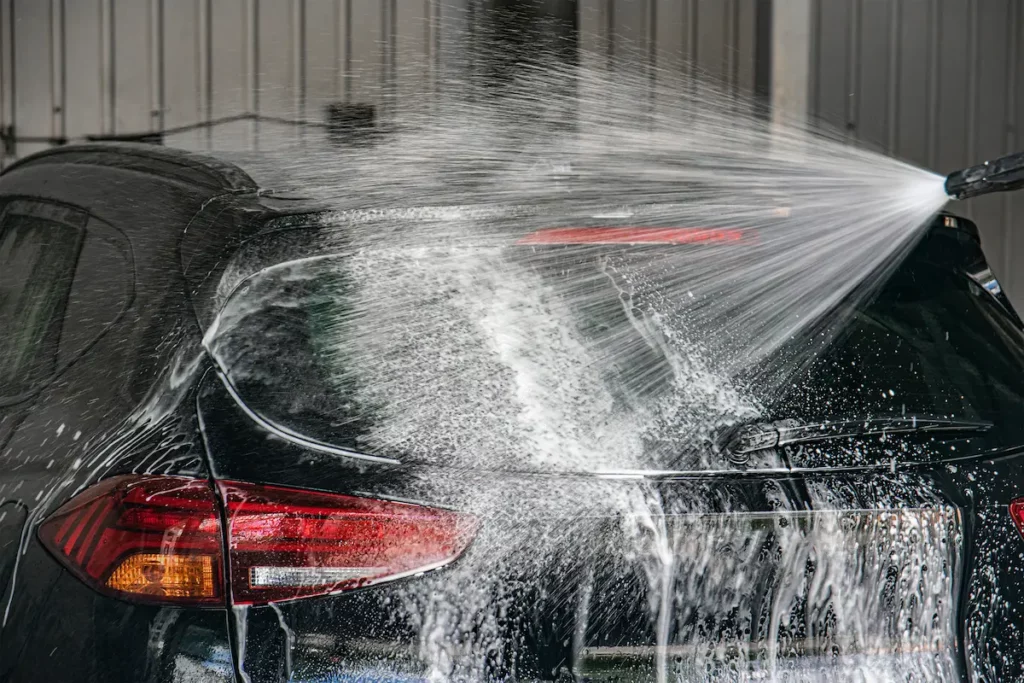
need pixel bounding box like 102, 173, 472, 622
105, 553, 217, 600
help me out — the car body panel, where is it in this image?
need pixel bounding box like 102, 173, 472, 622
0, 145, 252, 681
197, 369, 995, 682
2, 143, 1024, 682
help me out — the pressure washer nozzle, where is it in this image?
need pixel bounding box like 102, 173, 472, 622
945, 151, 1024, 200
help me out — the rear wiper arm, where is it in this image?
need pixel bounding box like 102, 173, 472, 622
723, 416, 993, 463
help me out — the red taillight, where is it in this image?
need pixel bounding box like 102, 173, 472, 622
1010, 499, 1024, 539
220, 481, 477, 604
39, 475, 477, 606
38, 476, 224, 605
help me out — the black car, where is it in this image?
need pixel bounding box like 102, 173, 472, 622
2, 143, 1024, 682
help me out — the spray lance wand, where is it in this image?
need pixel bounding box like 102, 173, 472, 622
945, 151, 1024, 200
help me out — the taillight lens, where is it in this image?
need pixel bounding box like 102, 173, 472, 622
39, 475, 477, 606
221, 481, 477, 604
1010, 499, 1024, 538
38, 476, 224, 605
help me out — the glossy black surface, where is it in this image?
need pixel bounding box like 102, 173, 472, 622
2, 144, 1024, 682
0, 145, 255, 682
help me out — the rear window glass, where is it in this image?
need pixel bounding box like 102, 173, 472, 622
763, 248, 1024, 463
208, 227, 1024, 470
774, 262, 1024, 420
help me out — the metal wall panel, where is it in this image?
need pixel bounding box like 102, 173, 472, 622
206, 0, 249, 148
653, 0, 688, 73
394, 1, 433, 104
0, 0, 762, 168
3, 0, 1020, 305
894, 0, 931, 164
695, 0, 728, 82
0, 0, 473, 160
64, 1, 105, 141
11, 0, 54, 158
614, 0, 652, 59
934, 0, 970, 173
810, 0, 1024, 304
579, 0, 762, 99
347, 0, 384, 105
305, 0, 344, 112
162, 0, 202, 149
854, 0, 895, 151
0, 0, 11, 171
113, 0, 153, 133
734, 0, 759, 94
256, 0, 300, 147
812, 0, 852, 135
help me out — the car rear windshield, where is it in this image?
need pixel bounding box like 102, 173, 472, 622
207, 225, 1024, 470
772, 237, 1024, 432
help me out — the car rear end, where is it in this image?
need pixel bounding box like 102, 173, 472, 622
36, 208, 1024, 682
188, 400, 973, 682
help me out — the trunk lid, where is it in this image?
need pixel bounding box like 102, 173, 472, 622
195, 384, 971, 682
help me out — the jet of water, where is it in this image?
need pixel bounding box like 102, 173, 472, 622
202, 55, 957, 682
213, 60, 949, 474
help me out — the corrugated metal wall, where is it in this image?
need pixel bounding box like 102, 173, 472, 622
810, 0, 1024, 302
578, 0, 1024, 303
0, 0, 763, 165
578, 0, 765, 95
0, 0, 468, 161
0, 0, 765, 160
3, 1, 1022, 300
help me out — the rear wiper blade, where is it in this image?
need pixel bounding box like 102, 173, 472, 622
723, 416, 993, 463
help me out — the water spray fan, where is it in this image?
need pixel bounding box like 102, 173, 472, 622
945, 151, 1024, 200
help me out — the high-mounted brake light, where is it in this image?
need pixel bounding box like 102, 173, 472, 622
516, 227, 746, 245
39, 475, 477, 606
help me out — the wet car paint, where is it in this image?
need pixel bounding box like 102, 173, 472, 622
1, 144, 1023, 682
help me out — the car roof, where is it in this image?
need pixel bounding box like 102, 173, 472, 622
1, 144, 292, 320
1, 142, 260, 193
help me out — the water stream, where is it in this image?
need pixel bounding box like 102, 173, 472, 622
204, 58, 960, 681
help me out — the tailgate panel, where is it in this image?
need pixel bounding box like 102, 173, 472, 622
577, 506, 961, 681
